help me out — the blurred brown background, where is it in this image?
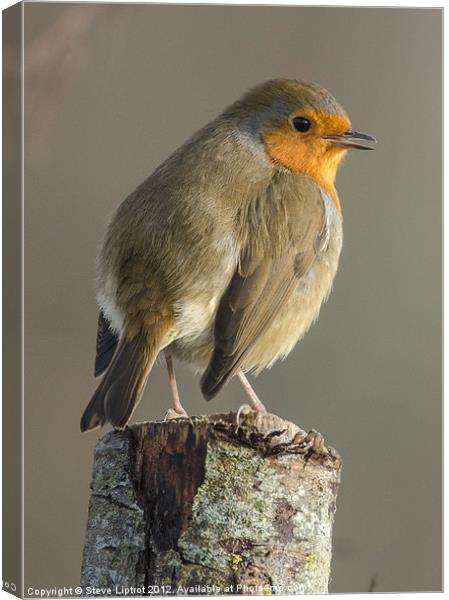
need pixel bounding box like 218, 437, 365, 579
22, 3, 441, 593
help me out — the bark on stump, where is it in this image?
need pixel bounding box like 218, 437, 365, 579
80, 411, 342, 595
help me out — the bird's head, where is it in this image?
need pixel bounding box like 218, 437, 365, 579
225, 79, 375, 195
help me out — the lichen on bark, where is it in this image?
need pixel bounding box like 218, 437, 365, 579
81, 411, 342, 595
81, 431, 146, 589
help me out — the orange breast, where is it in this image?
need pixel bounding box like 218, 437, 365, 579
263, 112, 350, 215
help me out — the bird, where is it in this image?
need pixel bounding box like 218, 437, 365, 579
80, 78, 375, 432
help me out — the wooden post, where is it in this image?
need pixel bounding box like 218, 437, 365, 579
80, 411, 342, 595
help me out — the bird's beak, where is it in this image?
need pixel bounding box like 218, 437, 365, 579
323, 129, 377, 150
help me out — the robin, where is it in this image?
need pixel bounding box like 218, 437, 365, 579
80, 78, 375, 432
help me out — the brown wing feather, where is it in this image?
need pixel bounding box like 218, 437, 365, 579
201, 177, 326, 399
94, 311, 119, 377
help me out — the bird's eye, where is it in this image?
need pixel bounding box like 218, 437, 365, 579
292, 116, 311, 133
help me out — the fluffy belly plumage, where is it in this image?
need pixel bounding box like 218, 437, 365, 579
170, 191, 343, 373
243, 241, 341, 371
97, 190, 342, 376
170, 245, 340, 372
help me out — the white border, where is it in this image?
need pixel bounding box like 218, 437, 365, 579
0, 2, 444, 599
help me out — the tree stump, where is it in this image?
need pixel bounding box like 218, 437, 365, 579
80, 411, 342, 595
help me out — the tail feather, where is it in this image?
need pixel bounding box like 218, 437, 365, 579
81, 327, 164, 432
79, 388, 106, 432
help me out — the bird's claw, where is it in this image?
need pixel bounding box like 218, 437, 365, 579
291, 428, 328, 457
235, 401, 267, 430
235, 403, 253, 428
164, 407, 189, 421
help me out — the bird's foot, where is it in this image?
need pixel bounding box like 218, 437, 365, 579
288, 428, 339, 460
164, 407, 189, 421
236, 370, 266, 416
292, 428, 325, 454
163, 352, 189, 421
250, 397, 267, 413
235, 401, 266, 428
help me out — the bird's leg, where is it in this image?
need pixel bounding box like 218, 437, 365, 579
164, 351, 188, 419
237, 369, 266, 413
